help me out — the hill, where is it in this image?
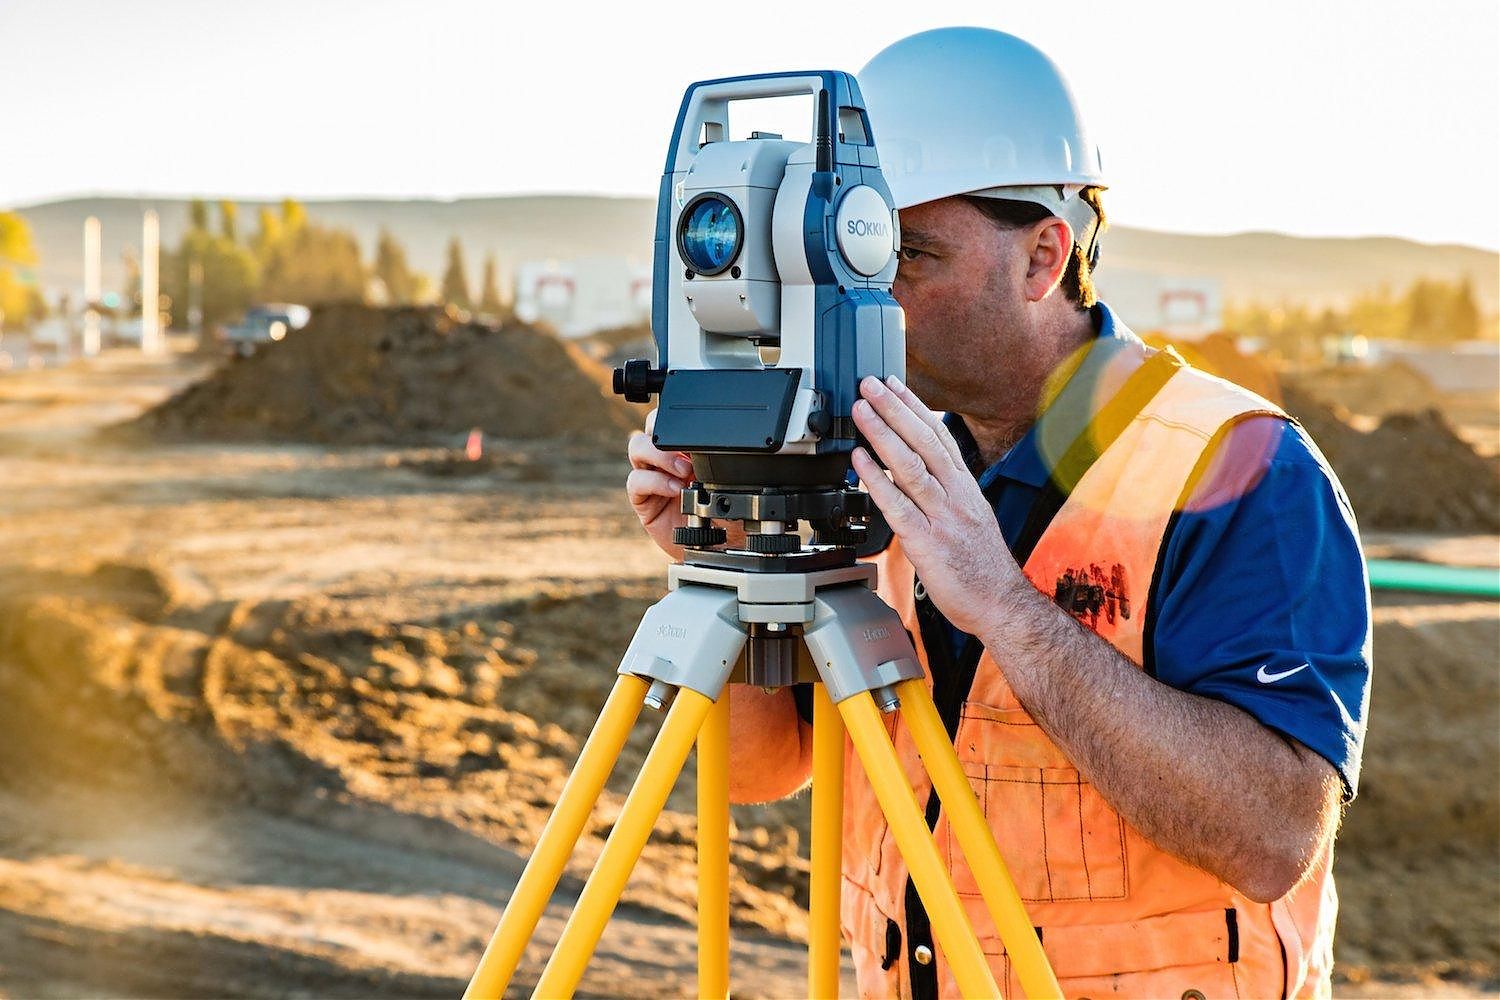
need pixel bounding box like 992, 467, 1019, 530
1103, 225, 1498, 312
12, 194, 1497, 316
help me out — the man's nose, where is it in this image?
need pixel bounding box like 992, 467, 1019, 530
891, 273, 912, 309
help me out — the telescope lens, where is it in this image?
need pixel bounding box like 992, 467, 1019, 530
678, 194, 743, 275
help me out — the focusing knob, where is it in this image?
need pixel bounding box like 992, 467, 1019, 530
745, 532, 802, 555
813, 525, 865, 547
674, 525, 728, 548
613, 359, 667, 403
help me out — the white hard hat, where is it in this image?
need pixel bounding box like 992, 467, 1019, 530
858, 27, 1106, 211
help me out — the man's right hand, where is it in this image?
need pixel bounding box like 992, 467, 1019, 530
626, 410, 697, 560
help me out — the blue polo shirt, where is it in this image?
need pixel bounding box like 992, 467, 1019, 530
942, 303, 1372, 797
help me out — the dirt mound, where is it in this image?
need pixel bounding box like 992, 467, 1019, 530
1280, 387, 1500, 533
577, 322, 656, 371
579, 322, 653, 357
1167, 333, 1285, 404
126, 304, 645, 445
1335, 596, 1500, 988
0, 563, 810, 941
1287, 361, 1449, 420
1159, 334, 1500, 533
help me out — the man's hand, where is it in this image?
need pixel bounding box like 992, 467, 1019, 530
849, 374, 1023, 634
627, 410, 697, 560
626, 410, 746, 560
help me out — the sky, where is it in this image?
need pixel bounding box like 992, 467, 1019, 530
2, 0, 1497, 250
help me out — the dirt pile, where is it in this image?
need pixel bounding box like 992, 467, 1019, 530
1335, 595, 1499, 988
1286, 361, 1449, 420
1280, 388, 1500, 533
1165, 334, 1500, 533
1168, 333, 1284, 404
578, 322, 656, 372
126, 305, 645, 445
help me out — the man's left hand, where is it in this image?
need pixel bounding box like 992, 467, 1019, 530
849, 375, 1026, 635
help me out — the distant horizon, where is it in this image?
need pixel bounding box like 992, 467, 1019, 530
11, 189, 1498, 254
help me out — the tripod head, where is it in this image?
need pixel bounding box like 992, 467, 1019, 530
613, 71, 904, 559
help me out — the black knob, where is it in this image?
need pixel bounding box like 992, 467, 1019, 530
674, 525, 728, 548
813, 525, 865, 547
613, 358, 667, 403
745, 532, 802, 555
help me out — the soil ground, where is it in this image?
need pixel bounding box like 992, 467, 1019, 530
0, 352, 830, 999
0, 347, 1495, 999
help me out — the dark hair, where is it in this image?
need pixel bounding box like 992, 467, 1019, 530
963, 187, 1107, 309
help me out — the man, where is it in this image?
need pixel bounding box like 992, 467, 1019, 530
627, 28, 1371, 999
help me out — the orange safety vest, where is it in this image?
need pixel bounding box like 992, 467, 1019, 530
840, 345, 1337, 999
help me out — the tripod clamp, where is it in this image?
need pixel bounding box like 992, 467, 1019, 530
616, 562, 921, 711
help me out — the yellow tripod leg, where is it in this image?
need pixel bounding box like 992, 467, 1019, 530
464, 673, 650, 1000
533, 687, 717, 999
697, 691, 730, 1000
809, 683, 844, 999
839, 691, 1000, 999
897, 678, 1062, 1000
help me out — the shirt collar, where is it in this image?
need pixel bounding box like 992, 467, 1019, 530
943, 301, 1144, 491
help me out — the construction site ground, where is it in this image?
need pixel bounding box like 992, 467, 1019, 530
0, 347, 1495, 999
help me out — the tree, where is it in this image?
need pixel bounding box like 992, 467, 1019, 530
259, 222, 367, 305
248, 198, 366, 306
280, 197, 307, 233
1448, 277, 1482, 342
1346, 283, 1403, 342
188, 198, 210, 232
251, 206, 282, 261
1314, 306, 1343, 340
478, 253, 504, 316
0, 213, 37, 267
1224, 297, 1326, 364
441, 237, 472, 309
161, 227, 259, 329
1229, 275, 1494, 354
411, 272, 439, 305
0, 211, 45, 329
373, 229, 417, 305
1403, 279, 1446, 342
220, 200, 240, 243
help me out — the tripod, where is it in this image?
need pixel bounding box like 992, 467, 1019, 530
463, 549, 1062, 999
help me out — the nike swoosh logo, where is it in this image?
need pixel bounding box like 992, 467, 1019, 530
1257, 662, 1310, 684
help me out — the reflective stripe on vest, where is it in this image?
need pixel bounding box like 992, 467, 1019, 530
840, 352, 1337, 999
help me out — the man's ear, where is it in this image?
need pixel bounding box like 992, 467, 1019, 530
1022, 217, 1073, 302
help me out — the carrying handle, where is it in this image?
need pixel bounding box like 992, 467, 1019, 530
667, 70, 861, 174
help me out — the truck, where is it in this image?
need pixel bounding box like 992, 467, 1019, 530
224, 304, 311, 357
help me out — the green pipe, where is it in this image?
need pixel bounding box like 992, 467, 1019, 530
1367, 559, 1500, 598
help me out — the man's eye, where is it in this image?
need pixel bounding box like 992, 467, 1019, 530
897, 247, 928, 263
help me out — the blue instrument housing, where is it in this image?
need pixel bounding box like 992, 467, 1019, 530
649, 70, 904, 458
